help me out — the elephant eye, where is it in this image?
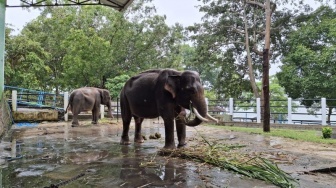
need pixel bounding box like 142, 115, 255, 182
185, 86, 197, 94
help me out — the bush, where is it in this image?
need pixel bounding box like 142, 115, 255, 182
322, 126, 332, 139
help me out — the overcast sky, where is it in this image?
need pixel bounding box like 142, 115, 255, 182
5, 0, 204, 32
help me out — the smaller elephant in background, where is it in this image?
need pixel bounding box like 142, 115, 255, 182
65, 87, 113, 127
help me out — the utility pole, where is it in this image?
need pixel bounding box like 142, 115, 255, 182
263, 0, 271, 132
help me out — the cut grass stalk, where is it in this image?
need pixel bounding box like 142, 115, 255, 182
159, 130, 298, 188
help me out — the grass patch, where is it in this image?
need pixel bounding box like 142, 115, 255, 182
159, 136, 298, 188
208, 124, 336, 144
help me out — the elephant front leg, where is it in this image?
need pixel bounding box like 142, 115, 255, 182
91, 106, 99, 125
163, 118, 176, 149
176, 118, 187, 148
134, 117, 144, 143
176, 110, 187, 148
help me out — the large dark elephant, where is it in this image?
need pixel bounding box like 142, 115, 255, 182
66, 87, 113, 127
120, 69, 217, 149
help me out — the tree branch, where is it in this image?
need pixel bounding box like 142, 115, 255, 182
246, 0, 265, 9
219, 25, 245, 35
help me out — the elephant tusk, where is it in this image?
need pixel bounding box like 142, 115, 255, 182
207, 113, 219, 124
192, 107, 209, 122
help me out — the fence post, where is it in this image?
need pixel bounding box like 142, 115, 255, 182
321, 98, 326, 125
100, 105, 105, 119
288, 98, 292, 124
229, 98, 233, 115
64, 92, 69, 121
12, 90, 17, 112
256, 98, 261, 123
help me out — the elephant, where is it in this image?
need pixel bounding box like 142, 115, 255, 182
119, 69, 218, 149
65, 87, 113, 127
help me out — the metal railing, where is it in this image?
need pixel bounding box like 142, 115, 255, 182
4, 86, 336, 125
4, 86, 64, 110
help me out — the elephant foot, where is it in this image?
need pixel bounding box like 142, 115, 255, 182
134, 138, 144, 143
177, 143, 187, 148
71, 123, 79, 127
163, 144, 177, 150
120, 136, 131, 145
91, 121, 98, 125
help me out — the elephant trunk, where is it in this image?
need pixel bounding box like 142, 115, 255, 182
185, 95, 208, 127
107, 101, 114, 118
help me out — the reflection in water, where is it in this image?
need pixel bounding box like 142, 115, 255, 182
9, 139, 23, 159
119, 145, 186, 187
0, 166, 2, 188
11, 139, 16, 158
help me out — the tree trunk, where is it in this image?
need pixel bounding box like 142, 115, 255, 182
244, 5, 260, 98
328, 107, 332, 124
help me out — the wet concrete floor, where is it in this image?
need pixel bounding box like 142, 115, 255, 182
0, 120, 278, 188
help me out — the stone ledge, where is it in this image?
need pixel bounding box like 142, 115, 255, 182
13, 110, 58, 121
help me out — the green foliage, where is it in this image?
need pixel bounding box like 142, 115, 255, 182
235, 76, 297, 120
5, 27, 51, 90
277, 6, 336, 119
105, 75, 130, 99
5, 2, 187, 92
322, 126, 332, 139
204, 90, 217, 100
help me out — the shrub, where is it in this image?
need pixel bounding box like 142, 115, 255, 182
322, 126, 332, 139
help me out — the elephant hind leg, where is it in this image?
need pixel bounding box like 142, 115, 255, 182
134, 116, 144, 143
120, 98, 132, 145
71, 107, 80, 127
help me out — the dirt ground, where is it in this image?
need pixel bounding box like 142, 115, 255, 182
187, 124, 336, 188
1, 119, 336, 188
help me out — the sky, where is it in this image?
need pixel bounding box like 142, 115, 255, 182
5, 0, 204, 32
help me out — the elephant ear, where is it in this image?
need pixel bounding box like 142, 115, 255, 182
99, 89, 109, 103
164, 75, 180, 98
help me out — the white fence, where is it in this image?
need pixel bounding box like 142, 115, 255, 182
9, 89, 336, 125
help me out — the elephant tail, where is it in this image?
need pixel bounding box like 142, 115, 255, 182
65, 93, 73, 113
65, 102, 70, 113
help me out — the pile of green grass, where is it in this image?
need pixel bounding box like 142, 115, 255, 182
159, 140, 298, 188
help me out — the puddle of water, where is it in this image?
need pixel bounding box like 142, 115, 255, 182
0, 121, 277, 188
15, 122, 39, 128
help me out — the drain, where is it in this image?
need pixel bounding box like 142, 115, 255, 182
310, 167, 336, 173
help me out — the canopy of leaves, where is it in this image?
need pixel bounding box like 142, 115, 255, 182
5, 0, 186, 93
105, 74, 130, 99
186, 0, 329, 99
276, 6, 336, 108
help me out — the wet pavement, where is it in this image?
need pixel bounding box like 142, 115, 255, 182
0, 120, 279, 188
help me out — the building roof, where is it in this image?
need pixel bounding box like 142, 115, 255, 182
6, 0, 134, 12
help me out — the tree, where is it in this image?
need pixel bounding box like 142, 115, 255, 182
236, 76, 297, 121
5, 25, 50, 90
188, 0, 330, 130
277, 6, 336, 123
5, 1, 187, 92
105, 74, 130, 100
